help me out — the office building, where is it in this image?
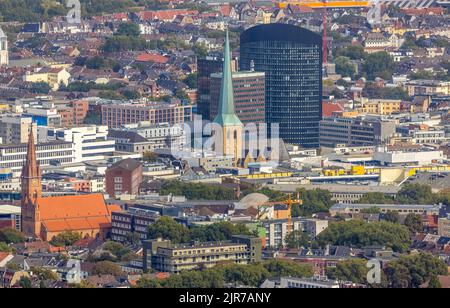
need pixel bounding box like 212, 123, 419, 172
240, 24, 323, 148
143, 235, 262, 272
330, 203, 441, 217
319, 117, 396, 148
210, 71, 266, 124
197, 55, 237, 120
41, 125, 116, 163
101, 102, 193, 128
0, 205, 21, 230
0, 116, 37, 145
57, 100, 89, 127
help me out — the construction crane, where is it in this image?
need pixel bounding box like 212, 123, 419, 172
258, 193, 303, 233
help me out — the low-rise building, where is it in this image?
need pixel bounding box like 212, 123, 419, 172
143, 235, 262, 273
438, 215, 450, 238
330, 203, 441, 216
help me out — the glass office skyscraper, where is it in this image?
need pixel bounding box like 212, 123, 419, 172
240, 24, 323, 148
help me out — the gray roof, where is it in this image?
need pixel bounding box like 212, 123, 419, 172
110, 158, 142, 172
108, 130, 148, 143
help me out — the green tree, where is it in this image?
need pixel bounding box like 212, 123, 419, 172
292, 188, 334, 217
103, 241, 131, 261
193, 43, 208, 58
92, 261, 123, 276
147, 216, 190, 243
0, 228, 25, 243
385, 253, 447, 288
50, 231, 82, 247
160, 181, 236, 201
384, 211, 400, 224
284, 231, 311, 249
362, 52, 395, 81
428, 276, 442, 289
358, 192, 395, 204
0, 242, 12, 252
317, 220, 411, 252
30, 82, 52, 94
142, 151, 159, 163
360, 207, 381, 214
335, 56, 356, 79
116, 22, 141, 37
397, 184, 436, 205
182, 72, 198, 89
335, 45, 366, 60
326, 259, 368, 284
404, 214, 423, 234
19, 276, 32, 288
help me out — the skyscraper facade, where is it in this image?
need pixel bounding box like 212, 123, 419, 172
240, 24, 323, 148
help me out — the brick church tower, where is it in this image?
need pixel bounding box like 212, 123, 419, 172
21, 127, 42, 237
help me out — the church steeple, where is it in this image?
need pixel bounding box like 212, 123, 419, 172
213, 31, 242, 127
21, 125, 42, 237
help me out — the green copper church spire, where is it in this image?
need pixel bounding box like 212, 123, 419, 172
213, 31, 243, 127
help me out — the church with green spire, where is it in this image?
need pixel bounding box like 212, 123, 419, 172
213, 32, 243, 164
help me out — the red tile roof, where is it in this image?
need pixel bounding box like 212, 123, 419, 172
136, 53, 169, 64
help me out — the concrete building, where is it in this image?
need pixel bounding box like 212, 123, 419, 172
143, 235, 262, 273
23, 105, 61, 127
23, 67, 70, 91
57, 100, 89, 127
105, 158, 143, 198
262, 277, 340, 289
101, 102, 193, 128
0, 205, 21, 230
111, 205, 161, 243
0, 141, 75, 176
210, 71, 266, 124
0, 27, 8, 66
319, 117, 396, 148
41, 125, 116, 163
373, 146, 445, 166
330, 203, 441, 216
438, 215, 450, 238
185, 155, 234, 173
263, 218, 329, 248
360, 99, 401, 115
0, 116, 37, 145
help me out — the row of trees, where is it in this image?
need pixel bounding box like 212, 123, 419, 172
359, 183, 450, 205
327, 253, 448, 288
160, 181, 237, 201
147, 217, 253, 244
137, 260, 313, 288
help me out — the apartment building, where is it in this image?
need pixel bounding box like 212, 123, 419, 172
263, 218, 329, 248
406, 80, 450, 96
360, 99, 401, 115
319, 117, 396, 148
0, 116, 37, 145
101, 102, 193, 128
23, 67, 70, 91
57, 100, 89, 127
438, 215, 450, 237
143, 235, 262, 272
111, 206, 161, 243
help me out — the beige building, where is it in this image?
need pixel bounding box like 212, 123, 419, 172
143, 236, 262, 273
0, 27, 8, 66
406, 80, 450, 96
0, 116, 37, 145
360, 99, 401, 115
24, 67, 71, 91
438, 216, 450, 237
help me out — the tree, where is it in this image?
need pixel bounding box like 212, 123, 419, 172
385, 253, 447, 288
317, 220, 412, 252
360, 207, 381, 214
404, 214, 423, 234
160, 181, 236, 201
182, 72, 198, 89
284, 231, 310, 249
147, 216, 190, 243
384, 211, 400, 224
116, 22, 141, 37
292, 188, 334, 217
397, 184, 436, 205
50, 231, 82, 247
103, 241, 131, 261
335, 45, 366, 60
0, 242, 12, 252
263, 259, 313, 278
0, 228, 25, 244
92, 261, 123, 276
335, 56, 356, 79
358, 192, 395, 204
428, 276, 442, 289
362, 52, 395, 81
193, 43, 208, 58
326, 259, 369, 284
19, 276, 32, 288
31, 266, 58, 281
30, 82, 51, 94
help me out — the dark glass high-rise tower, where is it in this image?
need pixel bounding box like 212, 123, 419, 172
240, 24, 323, 148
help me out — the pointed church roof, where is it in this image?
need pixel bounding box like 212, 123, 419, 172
22, 125, 40, 179
213, 32, 243, 127
0, 27, 5, 38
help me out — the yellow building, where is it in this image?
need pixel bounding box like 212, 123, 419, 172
24, 67, 71, 91
360, 99, 401, 115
